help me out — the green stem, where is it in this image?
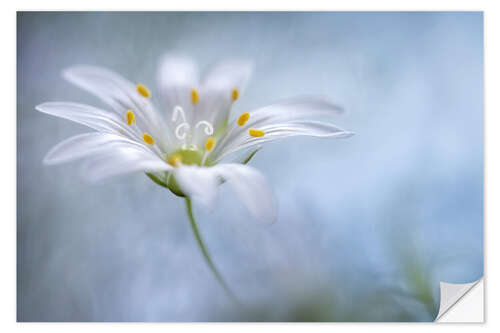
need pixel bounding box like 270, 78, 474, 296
185, 198, 240, 304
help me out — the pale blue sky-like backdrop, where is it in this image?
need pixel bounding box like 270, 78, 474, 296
17, 12, 483, 321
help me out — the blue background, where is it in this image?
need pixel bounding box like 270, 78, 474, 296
17, 12, 483, 321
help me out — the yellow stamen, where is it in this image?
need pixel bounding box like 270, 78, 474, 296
126, 110, 136, 125
136, 84, 150, 98
249, 128, 265, 137
205, 137, 215, 151
168, 154, 182, 167
237, 112, 250, 126
232, 89, 239, 102
142, 133, 155, 145
191, 89, 199, 104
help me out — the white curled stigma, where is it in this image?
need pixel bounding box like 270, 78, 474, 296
172, 105, 187, 123
175, 123, 191, 140
171, 106, 215, 145
171, 105, 191, 141
195, 120, 214, 136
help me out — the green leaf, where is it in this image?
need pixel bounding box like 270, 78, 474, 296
241, 147, 261, 165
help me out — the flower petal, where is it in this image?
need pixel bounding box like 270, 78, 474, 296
217, 121, 353, 161
174, 165, 219, 207
157, 55, 199, 123
63, 65, 170, 147
36, 102, 135, 137
43, 132, 154, 165
43, 131, 171, 182
79, 145, 172, 182
63, 66, 147, 114
189, 60, 253, 147
213, 164, 276, 224
175, 163, 276, 223
203, 60, 253, 92
212, 97, 351, 161
237, 95, 345, 127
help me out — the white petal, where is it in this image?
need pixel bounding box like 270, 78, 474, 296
212, 96, 346, 159
174, 165, 219, 207
195, 60, 254, 132
36, 102, 134, 136
157, 55, 199, 123
79, 146, 172, 182
219, 121, 353, 161
212, 97, 353, 161
203, 59, 253, 92
43, 132, 153, 165
63, 66, 169, 147
213, 164, 276, 224
43, 132, 172, 181
236, 95, 344, 126
63, 66, 146, 114
174, 163, 276, 223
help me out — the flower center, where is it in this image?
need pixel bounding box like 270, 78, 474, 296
165, 147, 216, 197
168, 148, 204, 166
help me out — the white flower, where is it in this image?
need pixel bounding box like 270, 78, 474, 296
36, 55, 353, 223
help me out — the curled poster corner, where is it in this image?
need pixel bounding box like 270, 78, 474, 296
435, 278, 484, 322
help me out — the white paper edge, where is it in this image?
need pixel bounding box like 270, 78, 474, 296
435, 278, 484, 322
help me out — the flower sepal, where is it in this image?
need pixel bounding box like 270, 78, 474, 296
145, 172, 186, 197
166, 174, 186, 197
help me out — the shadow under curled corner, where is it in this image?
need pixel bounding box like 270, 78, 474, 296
435, 278, 484, 322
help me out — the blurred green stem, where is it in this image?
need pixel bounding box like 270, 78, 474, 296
185, 198, 240, 304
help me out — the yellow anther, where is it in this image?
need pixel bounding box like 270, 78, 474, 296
191, 89, 199, 104
142, 133, 155, 145
136, 84, 151, 98
232, 89, 239, 102
126, 110, 136, 125
249, 128, 265, 137
205, 137, 215, 151
237, 112, 250, 126
168, 154, 182, 167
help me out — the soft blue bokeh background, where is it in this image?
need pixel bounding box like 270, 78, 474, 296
17, 12, 483, 321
